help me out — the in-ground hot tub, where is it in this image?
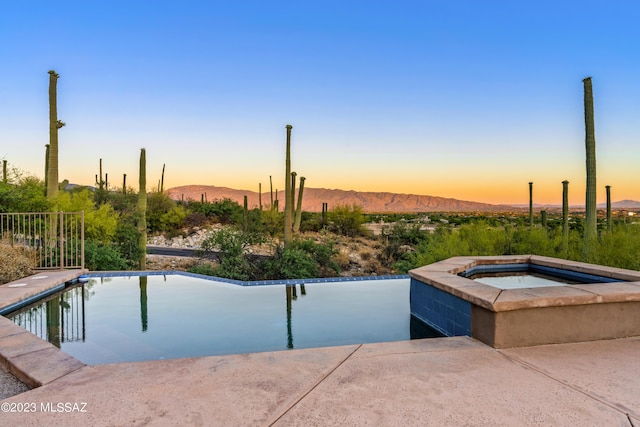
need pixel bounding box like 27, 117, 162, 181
409, 255, 640, 348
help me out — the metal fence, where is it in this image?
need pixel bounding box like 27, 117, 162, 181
0, 212, 85, 270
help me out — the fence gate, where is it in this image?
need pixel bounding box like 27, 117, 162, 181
0, 212, 85, 270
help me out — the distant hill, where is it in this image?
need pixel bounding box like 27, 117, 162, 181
166, 185, 519, 213
606, 200, 640, 209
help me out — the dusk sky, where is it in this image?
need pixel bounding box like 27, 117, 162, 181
1, 1, 639, 205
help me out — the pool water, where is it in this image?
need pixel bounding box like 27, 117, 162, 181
7, 275, 439, 364
471, 272, 573, 289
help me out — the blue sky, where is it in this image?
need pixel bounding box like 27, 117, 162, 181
1, 1, 639, 204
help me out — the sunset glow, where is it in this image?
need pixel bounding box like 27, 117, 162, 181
2, 1, 639, 206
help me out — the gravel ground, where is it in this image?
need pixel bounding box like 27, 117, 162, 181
0, 368, 30, 400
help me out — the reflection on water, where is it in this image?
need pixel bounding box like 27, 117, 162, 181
285, 284, 308, 349
140, 276, 148, 332
10, 284, 87, 347
7, 276, 441, 364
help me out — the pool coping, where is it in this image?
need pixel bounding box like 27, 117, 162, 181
0, 270, 89, 388
408, 254, 640, 312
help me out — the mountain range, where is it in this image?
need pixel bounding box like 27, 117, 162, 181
166, 185, 640, 213
167, 185, 523, 213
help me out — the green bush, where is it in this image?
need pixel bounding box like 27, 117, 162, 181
0, 175, 51, 213
264, 238, 339, 279
381, 221, 429, 267
199, 227, 266, 280
147, 192, 187, 233
187, 262, 219, 277
265, 246, 319, 279
58, 188, 119, 243
104, 191, 139, 214
594, 224, 640, 270
299, 212, 323, 233
190, 198, 244, 224
84, 240, 129, 271
260, 209, 283, 237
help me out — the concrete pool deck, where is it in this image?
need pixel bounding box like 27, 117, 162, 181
1, 272, 640, 425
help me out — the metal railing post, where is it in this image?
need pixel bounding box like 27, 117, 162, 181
81, 211, 85, 269
59, 211, 64, 269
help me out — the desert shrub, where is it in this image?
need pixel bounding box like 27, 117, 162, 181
197, 198, 244, 224
183, 212, 208, 229
264, 246, 319, 279
263, 238, 340, 279
260, 209, 283, 237
293, 239, 339, 273
147, 192, 187, 233
380, 221, 428, 267
594, 224, 640, 270
199, 227, 266, 280
299, 212, 323, 232
333, 249, 351, 269
327, 204, 367, 237
84, 240, 128, 271
405, 223, 506, 272
0, 239, 36, 283
242, 208, 267, 234
104, 190, 139, 214
58, 189, 119, 243
188, 262, 219, 277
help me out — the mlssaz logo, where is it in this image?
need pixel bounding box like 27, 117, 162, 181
40, 402, 88, 413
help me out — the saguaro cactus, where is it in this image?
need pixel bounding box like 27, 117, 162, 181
160, 164, 165, 193
259, 183, 263, 210
291, 172, 297, 225
583, 77, 597, 259
137, 148, 147, 270
528, 182, 533, 227
293, 176, 305, 233
139, 276, 148, 332
321, 202, 328, 228
123, 174, 127, 194
606, 185, 612, 232
284, 125, 293, 246
270, 175, 274, 211
2, 160, 7, 184
47, 70, 65, 201
562, 180, 569, 256
97, 159, 104, 190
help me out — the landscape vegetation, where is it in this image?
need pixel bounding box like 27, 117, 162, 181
2, 72, 640, 284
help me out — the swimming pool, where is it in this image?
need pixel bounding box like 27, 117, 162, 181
7, 274, 439, 364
